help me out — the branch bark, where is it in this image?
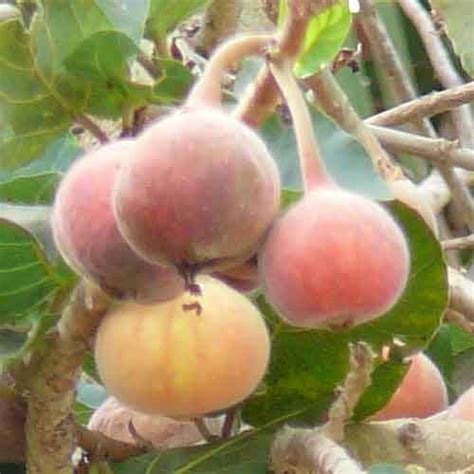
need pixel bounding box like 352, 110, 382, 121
367, 81, 474, 128
236, 0, 337, 127
25, 283, 110, 474
369, 126, 474, 171
398, 0, 474, 148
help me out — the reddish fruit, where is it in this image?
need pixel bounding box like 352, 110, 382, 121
52, 141, 183, 302
447, 386, 474, 421
371, 352, 448, 421
259, 186, 410, 329
94, 276, 270, 419
113, 108, 280, 271
88, 397, 223, 448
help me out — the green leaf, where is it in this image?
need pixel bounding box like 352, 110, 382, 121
0, 219, 68, 325
429, 0, 474, 75
111, 430, 273, 473
294, 3, 352, 78
146, 0, 211, 38
95, 0, 148, 45
152, 59, 194, 104
0, 19, 71, 170
260, 109, 391, 200
63, 30, 141, 118
242, 197, 447, 426
452, 347, 474, 396
0, 133, 82, 205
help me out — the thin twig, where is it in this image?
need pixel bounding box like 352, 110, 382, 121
369, 125, 474, 171
357, 0, 436, 138
193, 418, 219, 443
324, 342, 375, 442
442, 234, 474, 250
236, 0, 338, 127
358, 0, 474, 231
137, 50, 159, 79
74, 115, 109, 144
76, 425, 147, 462
367, 81, 474, 128
398, 0, 474, 147
448, 268, 474, 323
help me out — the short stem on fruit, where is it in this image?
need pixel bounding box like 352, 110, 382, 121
186, 34, 274, 108
268, 59, 332, 192
193, 418, 220, 443
221, 406, 238, 439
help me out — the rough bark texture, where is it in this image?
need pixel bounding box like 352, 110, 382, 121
25, 283, 110, 474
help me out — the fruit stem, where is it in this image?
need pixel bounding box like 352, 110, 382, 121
269, 59, 333, 192
186, 34, 274, 108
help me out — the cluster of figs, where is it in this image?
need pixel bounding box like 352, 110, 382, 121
52, 37, 410, 419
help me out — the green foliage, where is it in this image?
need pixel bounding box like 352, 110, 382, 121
430, 0, 474, 75
111, 431, 273, 473
0, 133, 82, 205
146, 0, 211, 39
278, 1, 352, 78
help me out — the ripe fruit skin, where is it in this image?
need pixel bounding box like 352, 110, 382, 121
88, 397, 223, 448
113, 107, 280, 269
94, 276, 270, 419
52, 141, 183, 303
259, 187, 410, 329
447, 386, 474, 421
371, 353, 448, 421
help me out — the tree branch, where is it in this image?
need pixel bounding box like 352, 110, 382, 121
345, 419, 474, 471
271, 425, 366, 474
367, 81, 474, 128
358, 0, 474, 231
74, 115, 109, 144
398, 0, 474, 148
25, 283, 110, 474
324, 342, 375, 442
76, 425, 147, 462
306, 67, 438, 234
369, 125, 474, 171
442, 234, 474, 251
236, 0, 338, 127
448, 268, 474, 323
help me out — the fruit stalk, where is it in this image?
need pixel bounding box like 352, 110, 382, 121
187, 34, 274, 108
268, 59, 332, 192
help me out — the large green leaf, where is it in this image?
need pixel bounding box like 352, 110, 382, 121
260, 109, 391, 200
146, 0, 211, 38
0, 19, 71, 170
278, 1, 352, 78
429, 0, 474, 75
111, 430, 273, 473
242, 194, 447, 427
0, 219, 71, 325
0, 133, 82, 205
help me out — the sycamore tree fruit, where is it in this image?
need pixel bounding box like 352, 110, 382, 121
112, 38, 280, 275
51, 141, 184, 303
258, 59, 410, 330
371, 352, 448, 421
88, 397, 223, 448
94, 276, 270, 419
